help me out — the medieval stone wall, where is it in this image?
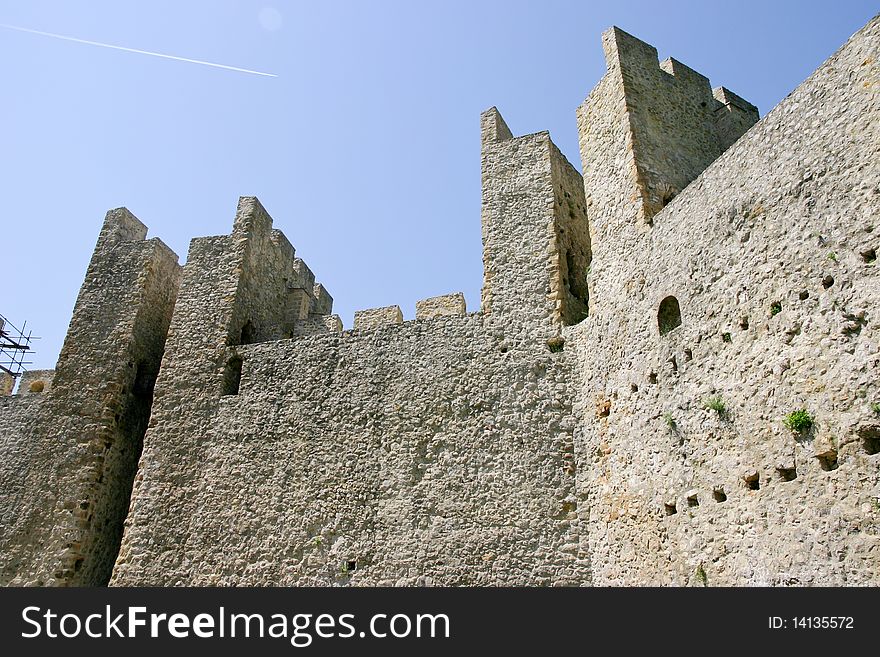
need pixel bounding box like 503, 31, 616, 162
0, 209, 180, 585
566, 15, 880, 585
112, 313, 585, 585
1, 14, 876, 588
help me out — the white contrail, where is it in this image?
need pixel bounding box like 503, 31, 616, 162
0, 23, 277, 78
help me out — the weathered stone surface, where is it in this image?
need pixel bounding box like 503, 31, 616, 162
353, 305, 403, 330
578, 26, 759, 227
292, 313, 343, 338
16, 369, 54, 395
415, 293, 466, 320
111, 314, 584, 586
480, 108, 591, 331
566, 16, 880, 585
0, 208, 181, 586
0, 16, 877, 587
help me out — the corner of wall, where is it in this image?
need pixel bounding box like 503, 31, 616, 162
0, 205, 182, 586
480, 107, 514, 145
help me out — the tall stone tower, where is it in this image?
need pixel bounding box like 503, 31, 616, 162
111, 197, 341, 583
0, 208, 180, 585
576, 27, 758, 305
480, 108, 592, 332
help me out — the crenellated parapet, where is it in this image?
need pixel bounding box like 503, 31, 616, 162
353, 304, 403, 330
712, 86, 760, 152
15, 369, 54, 395
3, 15, 878, 589
573, 26, 759, 320
577, 26, 758, 232
415, 293, 466, 320
352, 292, 468, 331
226, 198, 340, 347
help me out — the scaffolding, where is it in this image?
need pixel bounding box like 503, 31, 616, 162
0, 313, 37, 378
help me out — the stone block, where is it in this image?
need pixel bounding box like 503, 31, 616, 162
353, 305, 403, 330
415, 293, 466, 320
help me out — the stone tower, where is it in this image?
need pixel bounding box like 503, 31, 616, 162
576, 27, 758, 314
480, 108, 592, 331
0, 208, 180, 585
1, 15, 877, 588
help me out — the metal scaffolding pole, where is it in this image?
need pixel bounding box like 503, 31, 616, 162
0, 313, 38, 377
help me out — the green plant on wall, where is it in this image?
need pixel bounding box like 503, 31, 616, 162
703, 396, 726, 416
783, 409, 814, 433
695, 563, 708, 586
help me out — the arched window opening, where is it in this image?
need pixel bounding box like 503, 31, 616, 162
658, 296, 682, 335
239, 321, 256, 346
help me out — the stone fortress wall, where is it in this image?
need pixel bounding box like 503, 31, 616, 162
0, 209, 180, 585
1, 15, 877, 586
109, 197, 585, 586
566, 18, 880, 585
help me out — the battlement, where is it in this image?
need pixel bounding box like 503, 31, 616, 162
97, 207, 148, 245
712, 85, 756, 113
601, 26, 746, 111
15, 369, 54, 395
292, 314, 343, 338
311, 283, 333, 315
480, 106, 514, 144
349, 292, 468, 331
415, 292, 466, 320
233, 197, 338, 339
353, 304, 403, 330
3, 15, 879, 589
578, 26, 759, 235
232, 195, 273, 237
712, 85, 760, 151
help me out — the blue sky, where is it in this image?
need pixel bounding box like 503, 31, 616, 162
1, 0, 877, 371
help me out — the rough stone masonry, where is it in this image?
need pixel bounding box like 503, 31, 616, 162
1, 15, 878, 586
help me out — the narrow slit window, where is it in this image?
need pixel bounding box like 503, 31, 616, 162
223, 357, 243, 396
